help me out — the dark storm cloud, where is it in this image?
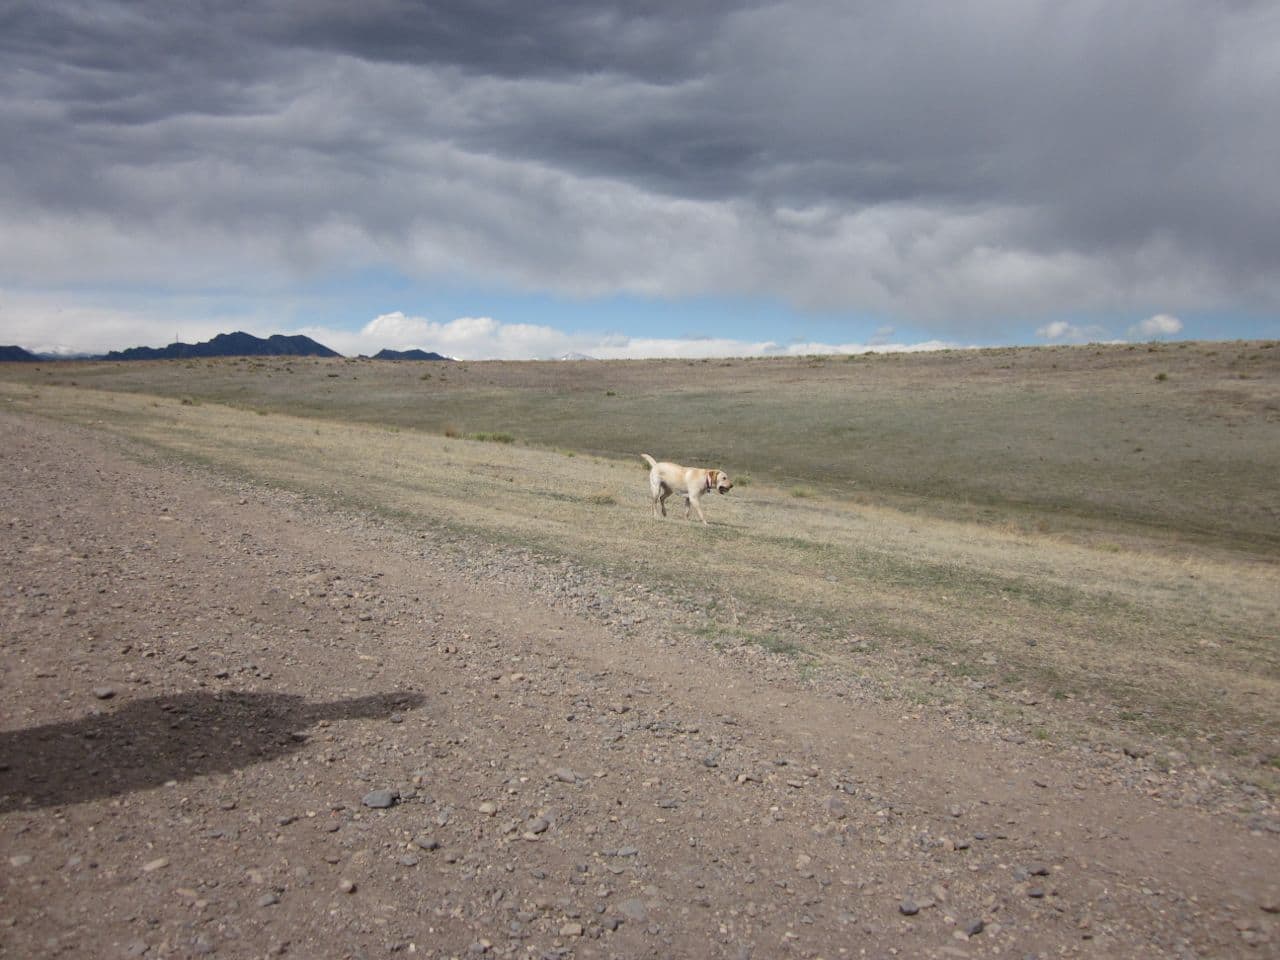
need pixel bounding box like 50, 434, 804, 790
250, 0, 745, 82
1, 0, 1277, 331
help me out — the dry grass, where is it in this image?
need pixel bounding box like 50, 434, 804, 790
2, 341, 1277, 790
12, 342, 1279, 549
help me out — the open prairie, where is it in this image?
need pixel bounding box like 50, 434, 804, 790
3, 341, 1277, 782
2, 342, 1278, 957
10, 341, 1280, 546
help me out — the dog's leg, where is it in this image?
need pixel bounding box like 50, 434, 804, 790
653, 477, 672, 518
687, 490, 708, 524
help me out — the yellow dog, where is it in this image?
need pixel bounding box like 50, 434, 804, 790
640, 453, 733, 525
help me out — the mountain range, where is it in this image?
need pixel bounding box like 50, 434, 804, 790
370, 348, 452, 361
103, 331, 341, 360
0, 345, 40, 362
1, 332, 455, 362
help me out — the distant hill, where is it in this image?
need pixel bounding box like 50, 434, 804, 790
371, 348, 453, 361
101, 331, 341, 360
4, 333, 454, 362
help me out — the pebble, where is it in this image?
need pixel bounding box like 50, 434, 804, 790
142, 857, 170, 873
899, 898, 920, 916
362, 789, 398, 809
618, 898, 648, 922
337, 878, 357, 894
478, 801, 497, 816
413, 835, 441, 851
92, 686, 116, 699
965, 919, 985, 936
256, 892, 280, 907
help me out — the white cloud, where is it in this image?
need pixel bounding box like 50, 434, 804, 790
0, 288, 250, 355
1, 291, 959, 360
1130, 313, 1184, 338
1035, 319, 1111, 343
300, 311, 960, 361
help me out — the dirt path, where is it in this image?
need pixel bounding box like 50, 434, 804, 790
2, 411, 1276, 959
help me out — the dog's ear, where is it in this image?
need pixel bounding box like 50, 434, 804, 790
706, 470, 715, 492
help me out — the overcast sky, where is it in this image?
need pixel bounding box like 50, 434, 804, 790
2, 1, 1277, 358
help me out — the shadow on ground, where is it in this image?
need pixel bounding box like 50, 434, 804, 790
0, 689, 425, 812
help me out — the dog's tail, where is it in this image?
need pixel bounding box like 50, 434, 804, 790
640, 453, 657, 468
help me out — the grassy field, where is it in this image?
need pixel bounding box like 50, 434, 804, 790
3, 341, 1277, 791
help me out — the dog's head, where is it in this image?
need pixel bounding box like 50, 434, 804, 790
711, 470, 733, 495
